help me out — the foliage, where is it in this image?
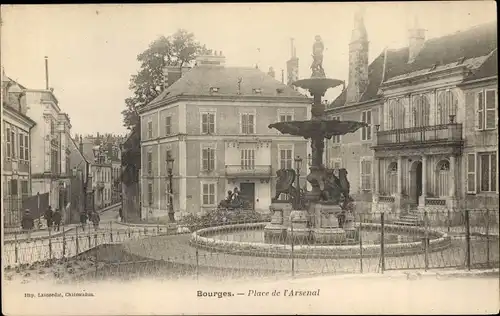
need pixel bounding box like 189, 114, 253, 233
121, 29, 212, 130
180, 208, 270, 232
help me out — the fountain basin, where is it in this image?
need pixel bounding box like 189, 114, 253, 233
189, 222, 452, 259
268, 119, 368, 139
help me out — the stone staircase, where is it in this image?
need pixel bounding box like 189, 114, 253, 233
393, 205, 423, 226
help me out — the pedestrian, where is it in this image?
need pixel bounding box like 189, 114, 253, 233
44, 206, 53, 231
90, 211, 100, 231
80, 212, 88, 231
21, 209, 34, 241
53, 209, 62, 232
118, 207, 123, 222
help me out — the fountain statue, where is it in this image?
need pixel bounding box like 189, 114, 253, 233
264, 36, 368, 245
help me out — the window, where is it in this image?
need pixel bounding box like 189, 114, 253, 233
477, 89, 497, 130
51, 149, 59, 174
147, 150, 153, 175
240, 149, 255, 169
5, 125, 11, 158
479, 152, 497, 192
24, 135, 29, 162
10, 179, 18, 196
279, 111, 293, 122
329, 158, 342, 169
436, 160, 450, 197
386, 99, 405, 130
411, 95, 430, 127
466, 153, 476, 193
202, 183, 216, 206
165, 116, 172, 135
331, 116, 341, 143
147, 120, 153, 139
241, 113, 255, 134
147, 181, 153, 206
279, 146, 293, 169
11, 128, 16, 159
21, 180, 29, 199
360, 159, 372, 191
201, 112, 215, 134
361, 110, 372, 141
437, 90, 458, 125
202, 146, 215, 171
386, 162, 398, 195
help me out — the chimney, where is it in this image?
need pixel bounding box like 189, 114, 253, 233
408, 16, 426, 63
195, 51, 226, 68
286, 38, 299, 87
79, 136, 83, 153
44, 56, 49, 90
346, 9, 369, 104
267, 67, 275, 79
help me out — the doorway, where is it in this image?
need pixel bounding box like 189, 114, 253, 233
410, 161, 423, 205
239, 183, 255, 210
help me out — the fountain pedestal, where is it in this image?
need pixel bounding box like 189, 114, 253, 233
312, 203, 347, 244
264, 201, 292, 243
287, 210, 312, 243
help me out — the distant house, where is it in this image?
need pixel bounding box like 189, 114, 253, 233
137, 53, 311, 219
325, 14, 498, 217
2, 75, 36, 227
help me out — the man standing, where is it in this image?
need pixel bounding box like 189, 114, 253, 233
52, 209, 62, 232
21, 209, 34, 241
90, 211, 100, 231
44, 206, 53, 231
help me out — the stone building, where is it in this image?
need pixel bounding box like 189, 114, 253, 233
326, 13, 498, 218
2, 75, 36, 227
137, 53, 311, 219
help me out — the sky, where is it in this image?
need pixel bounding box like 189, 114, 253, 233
1, 2, 496, 136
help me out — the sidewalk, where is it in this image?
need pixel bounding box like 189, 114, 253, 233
3, 203, 121, 244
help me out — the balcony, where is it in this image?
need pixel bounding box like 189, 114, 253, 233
373, 123, 464, 156
225, 165, 272, 181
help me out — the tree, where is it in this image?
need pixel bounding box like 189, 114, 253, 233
122, 29, 211, 130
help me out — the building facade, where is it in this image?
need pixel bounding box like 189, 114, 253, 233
326, 14, 498, 216
138, 53, 311, 219
2, 76, 36, 227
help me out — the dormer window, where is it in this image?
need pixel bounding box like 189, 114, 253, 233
209, 87, 219, 93
253, 88, 263, 94
429, 64, 437, 72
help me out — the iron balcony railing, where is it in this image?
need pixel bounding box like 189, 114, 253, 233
225, 165, 272, 178
376, 123, 463, 146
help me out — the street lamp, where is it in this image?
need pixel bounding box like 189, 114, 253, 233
294, 156, 303, 209
166, 155, 175, 222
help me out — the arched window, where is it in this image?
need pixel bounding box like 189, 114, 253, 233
411, 95, 431, 127
436, 160, 450, 197
437, 90, 458, 125
386, 162, 398, 195
387, 99, 405, 130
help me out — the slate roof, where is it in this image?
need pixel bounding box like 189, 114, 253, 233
330, 21, 497, 108
146, 66, 308, 108
461, 48, 498, 84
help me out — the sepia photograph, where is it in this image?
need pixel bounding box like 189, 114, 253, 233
1, 2, 499, 315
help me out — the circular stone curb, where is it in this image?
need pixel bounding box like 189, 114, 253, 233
190, 222, 452, 259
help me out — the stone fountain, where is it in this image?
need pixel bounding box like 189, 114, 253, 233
264, 35, 368, 245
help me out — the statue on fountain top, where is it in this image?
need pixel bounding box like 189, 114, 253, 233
311, 35, 325, 78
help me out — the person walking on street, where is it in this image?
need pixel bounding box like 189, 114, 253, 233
118, 208, 123, 222
80, 211, 88, 231
53, 209, 62, 232
90, 211, 100, 231
45, 206, 53, 232
21, 209, 34, 241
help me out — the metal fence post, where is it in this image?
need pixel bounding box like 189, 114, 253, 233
75, 226, 80, 254
291, 220, 295, 278
486, 209, 490, 268
48, 227, 52, 260
87, 225, 92, 248
196, 248, 199, 281
359, 213, 363, 273
465, 209, 471, 271
14, 232, 18, 263
62, 224, 66, 258
110, 221, 113, 242
447, 209, 451, 233
380, 212, 385, 273
424, 210, 429, 271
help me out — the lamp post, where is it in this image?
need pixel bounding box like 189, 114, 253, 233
166, 156, 175, 222
294, 156, 303, 209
